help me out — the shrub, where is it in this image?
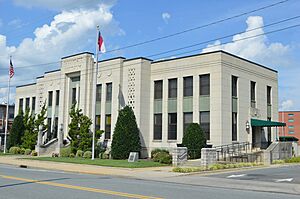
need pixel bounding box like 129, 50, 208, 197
151, 149, 169, 159
60, 147, 71, 157
111, 106, 141, 159
9, 115, 24, 148
31, 150, 37, 156
52, 153, 59, 157
9, 146, 21, 154
285, 157, 300, 163
83, 151, 92, 159
24, 149, 32, 155
20, 148, 26, 155
69, 153, 75, 158
153, 151, 172, 164
76, 150, 83, 158
182, 123, 206, 159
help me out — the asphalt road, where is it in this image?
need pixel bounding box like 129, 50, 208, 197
0, 164, 299, 199
207, 164, 300, 184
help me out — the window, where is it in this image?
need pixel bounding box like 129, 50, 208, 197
19, 98, 23, 113
251, 81, 256, 107
183, 112, 193, 132
200, 74, 210, 95
154, 80, 163, 99
288, 114, 294, 117
168, 113, 177, 140
200, 111, 210, 140
288, 119, 294, 122
267, 117, 271, 143
95, 115, 101, 131
56, 90, 60, 106
105, 114, 111, 139
288, 131, 295, 134
232, 112, 237, 141
25, 98, 30, 110
96, 84, 102, 102
32, 97, 36, 112
106, 83, 112, 101
288, 125, 294, 129
54, 117, 58, 138
232, 76, 238, 97
48, 91, 53, 106
153, 114, 162, 140
184, 76, 193, 97
267, 86, 271, 105
168, 78, 177, 98
47, 118, 52, 140
71, 76, 80, 82
72, 88, 76, 105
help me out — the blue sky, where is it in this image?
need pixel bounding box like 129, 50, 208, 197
0, 0, 300, 111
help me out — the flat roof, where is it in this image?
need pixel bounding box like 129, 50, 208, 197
44, 69, 60, 74
61, 52, 93, 60
16, 83, 36, 88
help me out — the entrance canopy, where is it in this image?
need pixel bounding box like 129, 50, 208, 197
251, 118, 286, 127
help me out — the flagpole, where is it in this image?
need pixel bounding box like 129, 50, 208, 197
4, 56, 11, 154
92, 25, 100, 160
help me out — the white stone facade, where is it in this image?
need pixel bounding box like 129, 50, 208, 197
15, 51, 278, 157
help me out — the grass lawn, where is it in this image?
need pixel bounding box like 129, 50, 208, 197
26, 157, 169, 168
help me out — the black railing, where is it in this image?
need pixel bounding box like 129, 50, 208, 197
215, 142, 252, 162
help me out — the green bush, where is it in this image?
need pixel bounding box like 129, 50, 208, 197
76, 150, 83, 158
153, 151, 172, 164
31, 150, 37, 156
60, 147, 71, 157
24, 149, 32, 155
111, 106, 141, 159
83, 151, 92, 159
285, 157, 300, 163
151, 149, 169, 159
69, 153, 75, 158
20, 148, 26, 155
9, 114, 24, 148
9, 146, 21, 154
182, 123, 206, 159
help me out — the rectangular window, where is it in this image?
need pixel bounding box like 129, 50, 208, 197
25, 97, 30, 110
267, 117, 271, 143
72, 88, 76, 105
251, 81, 256, 107
106, 83, 112, 101
71, 76, 80, 82
267, 86, 271, 105
32, 97, 36, 112
153, 114, 162, 140
154, 80, 163, 99
168, 113, 177, 140
105, 114, 111, 139
96, 84, 102, 102
48, 91, 53, 106
184, 76, 193, 97
54, 117, 58, 138
232, 76, 238, 97
47, 118, 52, 140
232, 112, 237, 141
168, 78, 177, 98
183, 112, 193, 132
288, 125, 294, 129
288, 114, 294, 117
95, 115, 101, 131
200, 111, 210, 140
200, 74, 210, 95
19, 98, 23, 113
288, 119, 294, 122
288, 131, 295, 134
56, 90, 60, 106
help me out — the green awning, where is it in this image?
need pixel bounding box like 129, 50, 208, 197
251, 118, 286, 127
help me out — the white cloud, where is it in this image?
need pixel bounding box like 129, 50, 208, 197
0, 1, 123, 104
280, 100, 294, 111
162, 12, 171, 24
202, 16, 290, 67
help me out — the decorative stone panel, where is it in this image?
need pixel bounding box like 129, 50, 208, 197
127, 68, 136, 110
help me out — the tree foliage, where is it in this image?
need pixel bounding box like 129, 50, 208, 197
182, 123, 206, 159
8, 114, 24, 148
111, 106, 141, 159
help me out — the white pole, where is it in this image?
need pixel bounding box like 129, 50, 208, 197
4, 61, 11, 154
92, 25, 100, 160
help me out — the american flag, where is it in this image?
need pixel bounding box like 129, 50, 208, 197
9, 59, 14, 78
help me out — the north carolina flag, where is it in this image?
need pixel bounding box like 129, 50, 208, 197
9, 59, 14, 78
98, 31, 106, 53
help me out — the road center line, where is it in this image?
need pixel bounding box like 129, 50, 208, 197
0, 174, 163, 199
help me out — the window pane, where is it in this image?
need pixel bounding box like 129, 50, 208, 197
106, 83, 112, 101
232, 112, 237, 141
48, 91, 53, 106
267, 86, 271, 104
96, 84, 102, 102
25, 98, 30, 110
251, 81, 256, 101
32, 97, 36, 112
154, 114, 162, 140
184, 76, 193, 97
200, 111, 210, 140
154, 80, 163, 99
95, 115, 101, 131
232, 76, 238, 97
200, 74, 210, 95
56, 90, 60, 106
105, 114, 111, 139
184, 112, 193, 132
168, 78, 177, 98
168, 113, 177, 140
72, 88, 76, 104
19, 98, 23, 112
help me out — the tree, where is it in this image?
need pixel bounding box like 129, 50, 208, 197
111, 106, 141, 159
182, 123, 206, 159
68, 103, 93, 153
8, 114, 25, 148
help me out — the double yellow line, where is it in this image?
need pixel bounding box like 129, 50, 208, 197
0, 174, 163, 199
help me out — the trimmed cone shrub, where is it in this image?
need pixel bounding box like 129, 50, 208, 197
76, 150, 83, 157
83, 151, 92, 159
60, 147, 71, 157
182, 123, 206, 159
9, 114, 24, 148
111, 106, 141, 159
24, 149, 32, 155
9, 146, 21, 154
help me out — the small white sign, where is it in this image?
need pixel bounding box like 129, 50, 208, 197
128, 152, 139, 162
